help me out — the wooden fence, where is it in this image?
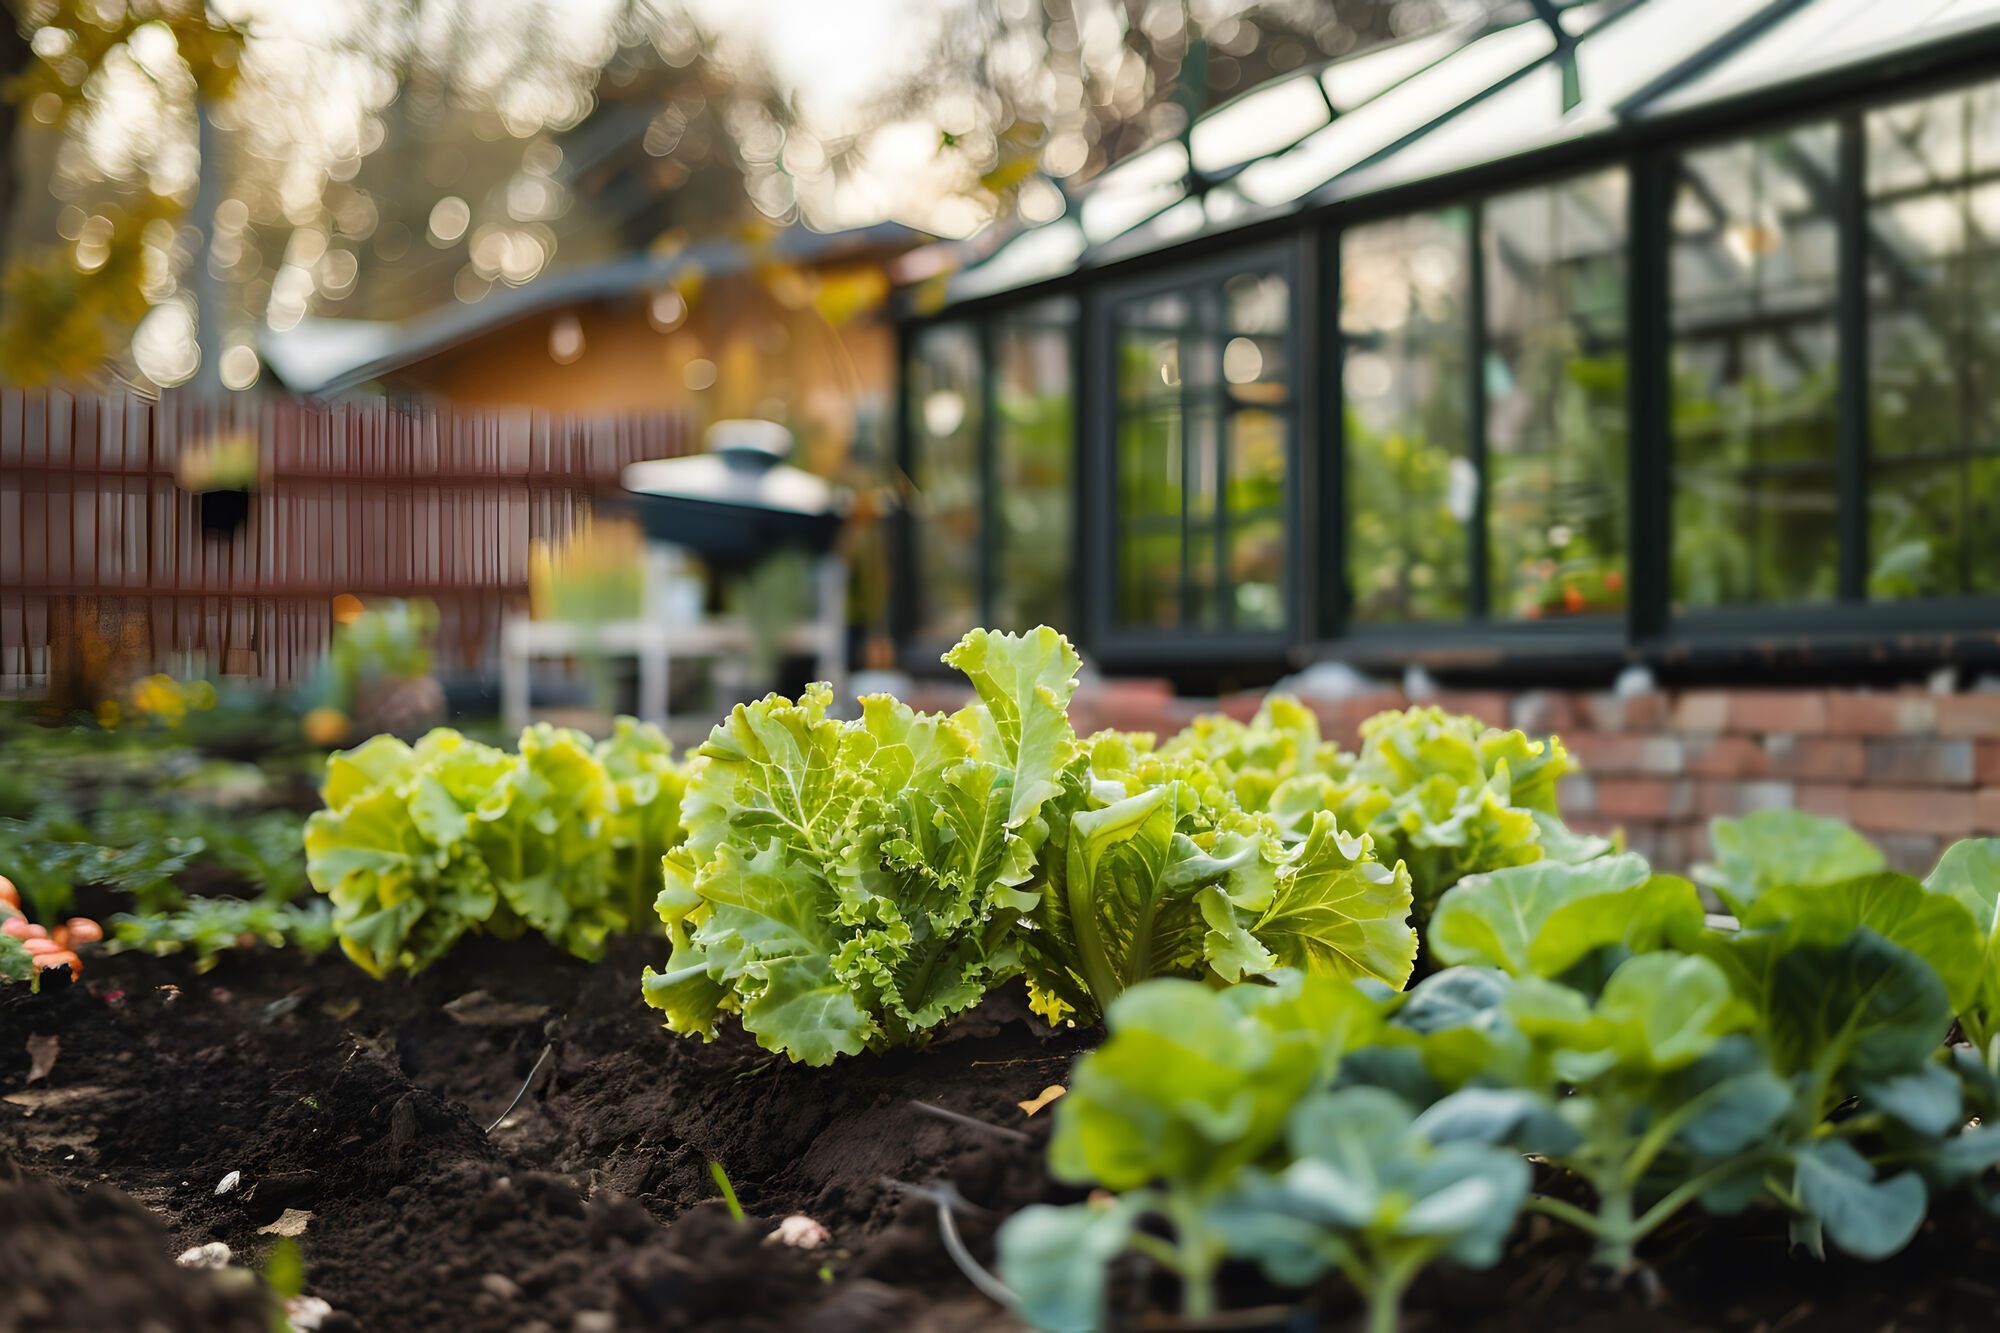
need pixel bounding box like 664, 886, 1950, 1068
0, 388, 692, 691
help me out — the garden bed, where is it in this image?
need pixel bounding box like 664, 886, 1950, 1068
6, 935, 2000, 1332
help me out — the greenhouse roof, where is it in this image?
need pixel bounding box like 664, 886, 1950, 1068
940, 0, 2000, 305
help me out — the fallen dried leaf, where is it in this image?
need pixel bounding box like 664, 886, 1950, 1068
215, 1170, 242, 1197
25, 1033, 59, 1084
322, 997, 361, 1022
4, 1084, 105, 1114
444, 990, 550, 1026
1017, 1084, 1066, 1116
258, 1208, 314, 1238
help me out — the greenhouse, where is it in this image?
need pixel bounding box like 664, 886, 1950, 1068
898, 0, 2000, 680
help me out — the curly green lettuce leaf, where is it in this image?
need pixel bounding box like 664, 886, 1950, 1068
596, 717, 688, 928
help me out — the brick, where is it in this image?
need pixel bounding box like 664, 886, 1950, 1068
1435, 691, 1511, 729
1876, 833, 1943, 876
1978, 788, 2000, 835
1597, 777, 1692, 821
1937, 695, 2000, 739
1558, 773, 1597, 816
1979, 742, 2000, 786
1726, 690, 1828, 735
1567, 732, 1647, 776
1826, 691, 1937, 736
1686, 736, 1770, 779
1847, 788, 1977, 838
1692, 779, 1795, 818
1863, 738, 1976, 787
1763, 735, 1867, 782
1511, 690, 1578, 736
1212, 692, 1261, 723
1585, 691, 1668, 733
1797, 783, 1854, 820
1673, 691, 1730, 735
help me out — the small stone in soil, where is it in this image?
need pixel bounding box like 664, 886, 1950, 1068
480, 1274, 522, 1300
215, 1170, 241, 1197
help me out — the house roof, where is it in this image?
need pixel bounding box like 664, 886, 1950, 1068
260, 220, 918, 396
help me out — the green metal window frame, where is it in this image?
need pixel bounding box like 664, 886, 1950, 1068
893, 32, 2000, 682
894, 298, 1079, 665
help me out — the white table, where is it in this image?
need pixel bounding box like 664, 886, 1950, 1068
500, 556, 847, 736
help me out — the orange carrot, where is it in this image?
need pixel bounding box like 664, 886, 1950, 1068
63, 918, 103, 945
35, 950, 80, 976
0, 918, 33, 941
21, 938, 58, 956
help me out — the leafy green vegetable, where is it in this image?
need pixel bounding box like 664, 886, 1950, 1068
595, 717, 688, 927
308, 720, 680, 976
110, 897, 335, 971
1330, 706, 1579, 920
1429, 853, 1704, 979
1215, 1086, 1530, 1333
0, 932, 37, 987
1001, 971, 1387, 1325
1924, 838, 2000, 1059
1697, 809, 1885, 916
646, 628, 1079, 1063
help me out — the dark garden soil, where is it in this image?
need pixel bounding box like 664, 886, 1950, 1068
4, 931, 2000, 1333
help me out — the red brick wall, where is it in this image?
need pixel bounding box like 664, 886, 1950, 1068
1048, 680, 2000, 876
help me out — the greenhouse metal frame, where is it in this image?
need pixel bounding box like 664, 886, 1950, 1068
895, 0, 2000, 682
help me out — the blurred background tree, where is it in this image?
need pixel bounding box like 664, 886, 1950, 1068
1, 0, 1496, 389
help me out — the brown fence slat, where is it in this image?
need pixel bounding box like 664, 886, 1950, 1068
0, 387, 691, 687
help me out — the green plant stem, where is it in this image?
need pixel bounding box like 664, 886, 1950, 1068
1167, 1192, 1218, 1321
1523, 1193, 1604, 1234
1366, 1253, 1425, 1333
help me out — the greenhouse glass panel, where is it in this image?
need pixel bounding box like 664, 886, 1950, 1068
991, 302, 1076, 632
1341, 209, 1475, 624
1483, 168, 1630, 621
1112, 269, 1291, 634
1668, 124, 1842, 611
1865, 81, 2000, 600
908, 323, 982, 640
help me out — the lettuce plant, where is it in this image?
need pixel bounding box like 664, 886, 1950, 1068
1157, 695, 1348, 818
305, 723, 654, 975
1020, 786, 1416, 1025
1330, 707, 1584, 921
643, 627, 1080, 1064
594, 718, 688, 928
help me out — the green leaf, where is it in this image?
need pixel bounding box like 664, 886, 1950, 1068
1430, 853, 1691, 978
1699, 810, 1884, 915
1764, 931, 1953, 1084
997, 1200, 1145, 1333
1221, 812, 1416, 989
942, 626, 1081, 827
0, 933, 35, 985
1925, 838, 2000, 1041
1594, 951, 1751, 1074
1793, 1139, 1926, 1260
1046, 975, 1358, 1193
1859, 1061, 1963, 1138
679, 840, 872, 1065
1743, 873, 1980, 1013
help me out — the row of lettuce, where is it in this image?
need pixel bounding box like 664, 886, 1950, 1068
299, 627, 1586, 1059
